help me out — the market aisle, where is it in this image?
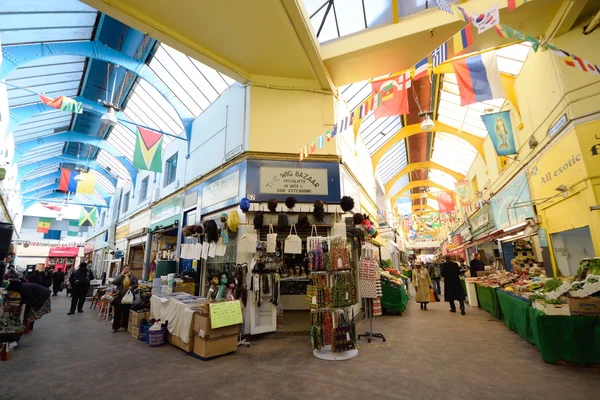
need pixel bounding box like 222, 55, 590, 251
1, 294, 598, 400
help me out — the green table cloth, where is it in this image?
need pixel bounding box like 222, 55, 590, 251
496, 289, 600, 364
496, 290, 536, 344
475, 284, 502, 320
381, 281, 408, 313
461, 280, 467, 302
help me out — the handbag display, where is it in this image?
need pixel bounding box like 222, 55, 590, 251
331, 313, 355, 352
266, 224, 277, 253
330, 213, 347, 238
284, 225, 302, 254
238, 227, 258, 253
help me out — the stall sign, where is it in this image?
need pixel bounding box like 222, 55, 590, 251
458, 224, 472, 243
150, 194, 183, 226
115, 224, 130, 241
246, 160, 340, 202
469, 205, 494, 237
209, 300, 243, 329
202, 170, 239, 209
527, 129, 585, 207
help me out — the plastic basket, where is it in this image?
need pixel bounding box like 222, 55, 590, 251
148, 328, 165, 347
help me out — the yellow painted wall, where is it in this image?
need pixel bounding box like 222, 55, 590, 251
248, 86, 335, 154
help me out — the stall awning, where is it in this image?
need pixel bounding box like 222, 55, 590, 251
149, 216, 179, 232
48, 247, 80, 257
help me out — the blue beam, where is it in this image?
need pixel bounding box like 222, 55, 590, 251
22, 180, 58, 195
22, 194, 108, 209
1, 40, 194, 154
18, 155, 118, 187
14, 130, 138, 182
8, 96, 136, 136
22, 190, 108, 206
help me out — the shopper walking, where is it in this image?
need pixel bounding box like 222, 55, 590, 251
52, 269, 65, 296
68, 262, 94, 315
428, 262, 442, 295
111, 265, 139, 333
7, 280, 52, 331
413, 262, 432, 310
469, 253, 485, 278
441, 255, 467, 315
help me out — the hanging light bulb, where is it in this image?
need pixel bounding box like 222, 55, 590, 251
420, 115, 435, 131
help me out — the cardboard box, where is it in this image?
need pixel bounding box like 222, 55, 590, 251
192, 334, 238, 359
566, 296, 600, 316
193, 313, 240, 339
167, 332, 194, 352
129, 310, 150, 325
534, 300, 571, 316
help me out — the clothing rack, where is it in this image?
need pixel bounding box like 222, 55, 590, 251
357, 298, 386, 343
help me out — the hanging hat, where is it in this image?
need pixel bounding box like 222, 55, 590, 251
340, 196, 355, 212
278, 213, 289, 232
228, 211, 239, 232
285, 196, 297, 209
297, 213, 310, 229
239, 197, 251, 213
253, 211, 264, 230
267, 198, 278, 213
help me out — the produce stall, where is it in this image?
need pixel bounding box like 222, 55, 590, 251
380, 269, 408, 314
474, 284, 502, 320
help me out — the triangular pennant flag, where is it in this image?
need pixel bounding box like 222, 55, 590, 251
133, 126, 163, 172
352, 108, 362, 145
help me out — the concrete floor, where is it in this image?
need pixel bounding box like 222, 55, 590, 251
1, 294, 598, 400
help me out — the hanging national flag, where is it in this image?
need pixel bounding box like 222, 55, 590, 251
437, 192, 455, 213
299, 145, 308, 161
59, 169, 78, 193
470, 5, 499, 34
75, 172, 96, 194
432, 42, 448, 68
413, 57, 429, 80
452, 51, 505, 106
552, 49, 600, 75
317, 134, 325, 149
451, 5, 470, 23
68, 220, 80, 237
133, 126, 163, 173
507, 0, 530, 11
41, 203, 62, 212
37, 217, 52, 233
39, 95, 83, 114
453, 25, 473, 56
79, 206, 97, 227
493, 24, 540, 51
371, 71, 411, 119
359, 96, 374, 118
436, 0, 453, 14
352, 108, 363, 144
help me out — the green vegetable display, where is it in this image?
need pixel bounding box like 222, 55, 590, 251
543, 278, 564, 293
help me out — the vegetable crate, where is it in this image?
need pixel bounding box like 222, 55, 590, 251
533, 300, 571, 316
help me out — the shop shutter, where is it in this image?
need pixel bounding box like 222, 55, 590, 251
545, 193, 589, 234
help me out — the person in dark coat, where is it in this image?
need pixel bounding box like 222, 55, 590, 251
469, 252, 485, 278
27, 270, 44, 285
7, 280, 52, 330
42, 268, 53, 288
52, 269, 65, 296
441, 255, 466, 315
68, 262, 94, 315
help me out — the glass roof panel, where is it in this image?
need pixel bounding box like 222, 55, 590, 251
22, 164, 61, 181
95, 150, 131, 182
17, 143, 65, 165
89, 170, 116, 195
430, 132, 477, 175
388, 174, 410, 197
22, 178, 59, 194
376, 141, 408, 183
427, 169, 456, 191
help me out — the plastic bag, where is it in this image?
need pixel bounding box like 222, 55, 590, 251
429, 288, 436, 303
215, 237, 227, 257
284, 225, 302, 254
330, 213, 347, 238
266, 224, 277, 253
239, 229, 258, 253
121, 289, 134, 305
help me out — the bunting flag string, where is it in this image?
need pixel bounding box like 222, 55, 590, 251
507, 0, 531, 11
552, 48, 600, 75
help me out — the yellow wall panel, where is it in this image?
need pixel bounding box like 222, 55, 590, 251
544, 193, 589, 234
576, 120, 600, 178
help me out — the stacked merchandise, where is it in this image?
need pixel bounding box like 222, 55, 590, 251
128, 310, 151, 339
510, 239, 536, 273
306, 235, 357, 359
356, 243, 385, 343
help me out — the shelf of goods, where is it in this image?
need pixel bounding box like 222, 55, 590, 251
379, 269, 409, 314
466, 259, 600, 365
306, 235, 358, 361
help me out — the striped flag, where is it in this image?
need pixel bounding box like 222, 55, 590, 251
299, 145, 308, 161
413, 56, 429, 80
508, 0, 530, 11
553, 49, 600, 75
68, 220, 79, 237
317, 134, 325, 149
41, 203, 62, 212
330, 124, 338, 138
453, 25, 473, 55
39, 95, 83, 114
432, 42, 448, 68
37, 217, 52, 233
451, 5, 470, 23
436, 0, 453, 14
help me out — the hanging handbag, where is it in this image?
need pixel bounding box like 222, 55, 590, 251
239, 226, 258, 253
215, 237, 227, 257
266, 224, 277, 253
330, 212, 347, 238
331, 313, 355, 352
284, 224, 302, 254
429, 288, 436, 303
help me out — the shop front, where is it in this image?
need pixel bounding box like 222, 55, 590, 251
124, 210, 150, 279
528, 125, 599, 276
47, 246, 80, 272
148, 194, 183, 280
468, 204, 499, 266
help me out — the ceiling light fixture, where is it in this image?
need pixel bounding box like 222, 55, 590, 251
420, 114, 435, 131
100, 106, 118, 127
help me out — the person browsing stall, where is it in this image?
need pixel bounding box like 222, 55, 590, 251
111, 265, 139, 333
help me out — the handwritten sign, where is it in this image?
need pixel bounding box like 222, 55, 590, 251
209, 300, 243, 329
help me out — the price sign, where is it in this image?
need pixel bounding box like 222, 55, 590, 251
209, 300, 243, 329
